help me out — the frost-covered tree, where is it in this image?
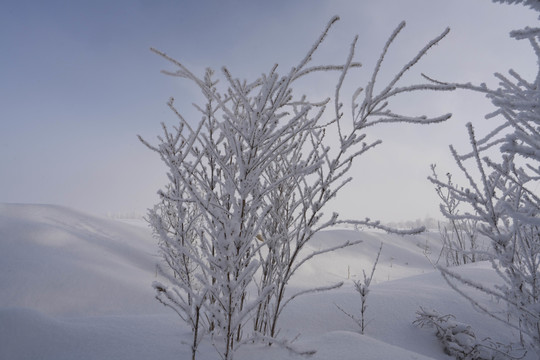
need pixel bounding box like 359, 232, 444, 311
141, 16, 454, 359
428, 4, 540, 354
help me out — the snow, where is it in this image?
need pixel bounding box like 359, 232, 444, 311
0, 204, 531, 359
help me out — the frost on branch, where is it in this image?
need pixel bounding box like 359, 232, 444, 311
492, 0, 540, 13
141, 16, 453, 360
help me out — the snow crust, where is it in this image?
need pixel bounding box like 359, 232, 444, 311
0, 204, 531, 359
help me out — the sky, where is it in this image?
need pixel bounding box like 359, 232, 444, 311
1, 0, 538, 223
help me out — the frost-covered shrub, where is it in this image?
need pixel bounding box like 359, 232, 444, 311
414, 308, 487, 359
141, 16, 454, 360
428, 2, 540, 355
430, 165, 488, 267
336, 243, 382, 334
414, 308, 524, 360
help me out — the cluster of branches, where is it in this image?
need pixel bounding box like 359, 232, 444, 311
141, 16, 454, 360
428, 23, 540, 356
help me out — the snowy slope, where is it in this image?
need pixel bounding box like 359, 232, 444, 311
0, 204, 530, 360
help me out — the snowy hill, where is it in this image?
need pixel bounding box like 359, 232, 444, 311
0, 204, 530, 359
0, 204, 161, 316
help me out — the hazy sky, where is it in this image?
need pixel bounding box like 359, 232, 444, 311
1, 0, 538, 222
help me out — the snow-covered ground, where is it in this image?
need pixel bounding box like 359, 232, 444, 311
0, 204, 530, 359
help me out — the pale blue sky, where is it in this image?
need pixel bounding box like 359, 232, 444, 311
1, 0, 538, 222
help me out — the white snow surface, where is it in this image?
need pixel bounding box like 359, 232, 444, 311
0, 204, 531, 359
